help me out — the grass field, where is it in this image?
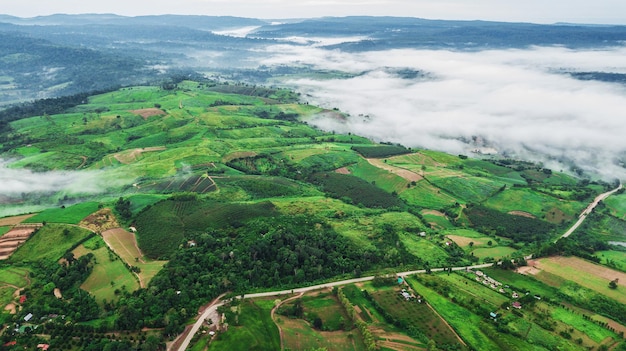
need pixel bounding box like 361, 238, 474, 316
533, 256, 626, 304
0, 266, 31, 308
9, 224, 93, 264
603, 194, 626, 220
369, 288, 462, 347
400, 181, 458, 208
597, 250, 626, 272
24, 202, 101, 224
550, 306, 617, 344
484, 188, 582, 223
209, 299, 280, 351
471, 246, 518, 260
279, 291, 366, 351
405, 275, 501, 351
101, 228, 166, 287
78, 239, 140, 304
0, 226, 10, 236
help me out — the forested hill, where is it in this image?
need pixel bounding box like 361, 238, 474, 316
251, 16, 626, 50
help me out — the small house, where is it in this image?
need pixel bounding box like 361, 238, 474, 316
401, 291, 411, 300
397, 277, 404, 285
512, 302, 522, 309
24, 313, 33, 322
490, 312, 498, 318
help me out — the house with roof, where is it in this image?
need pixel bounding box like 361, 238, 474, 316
512, 301, 522, 309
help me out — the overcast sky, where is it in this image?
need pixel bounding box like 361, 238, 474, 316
3, 0, 626, 25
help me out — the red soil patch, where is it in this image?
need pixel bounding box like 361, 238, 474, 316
0, 227, 38, 260
335, 167, 351, 175
131, 108, 166, 120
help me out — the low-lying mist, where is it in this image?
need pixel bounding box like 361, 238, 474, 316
260, 44, 626, 180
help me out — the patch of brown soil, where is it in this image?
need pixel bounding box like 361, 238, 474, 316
131, 108, 166, 120
508, 211, 536, 218
0, 214, 36, 227
538, 256, 626, 286
446, 235, 476, 247
53, 288, 62, 299
366, 158, 423, 182
516, 265, 541, 275
113, 147, 166, 164
335, 167, 351, 175
79, 208, 120, 233
0, 227, 37, 260
4, 302, 16, 314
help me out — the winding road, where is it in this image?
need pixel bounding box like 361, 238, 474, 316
558, 183, 622, 241
171, 263, 495, 351
172, 184, 624, 350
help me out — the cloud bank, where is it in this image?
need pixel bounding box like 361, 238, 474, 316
261, 45, 626, 179
0, 160, 124, 195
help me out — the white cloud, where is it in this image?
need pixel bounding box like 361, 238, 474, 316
0, 160, 125, 195
261, 45, 626, 179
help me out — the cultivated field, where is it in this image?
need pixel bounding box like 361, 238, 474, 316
0, 214, 36, 226
0, 226, 39, 260
101, 228, 166, 287
78, 241, 140, 304
529, 256, 626, 304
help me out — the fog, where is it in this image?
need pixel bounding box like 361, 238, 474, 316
260, 44, 626, 179
0, 160, 126, 195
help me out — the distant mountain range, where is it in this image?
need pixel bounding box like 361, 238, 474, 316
1, 14, 625, 105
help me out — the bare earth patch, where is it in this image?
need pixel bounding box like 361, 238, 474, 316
79, 208, 120, 233
446, 235, 477, 247
536, 256, 626, 286
508, 211, 536, 218
0, 214, 36, 227
366, 158, 423, 182
131, 108, 166, 120
113, 147, 166, 164
335, 167, 351, 175
4, 302, 16, 314
0, 227, 38, 260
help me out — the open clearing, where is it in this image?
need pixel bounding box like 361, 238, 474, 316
101, 228, 166, 287
113, 146, 166, 164
0, 214, 36, 226
366, 158, 422, 182
131, 107, 166, 119
530, 256, 626, 303
79, 244, 140, 303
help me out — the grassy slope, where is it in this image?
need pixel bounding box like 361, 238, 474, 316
9, 224, 92, 263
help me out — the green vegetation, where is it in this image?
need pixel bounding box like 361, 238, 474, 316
24, 202, 100, 224
210, 299, 280, 351
351, 144, 411, 158
8, 224, 93, 264
1, 79, 623, 350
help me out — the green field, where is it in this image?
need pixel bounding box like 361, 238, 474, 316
0, 266, 31, 308
597, 250, 626, 272
369, 288, 462, 347
551, 307, 617, 344
471, 246, 518, 260
209, 299, 280, 351
9, 224, 93, 263
405, 275, 501, 351
24, 202, 101, 224
0, 226, 10, 236
78, 237, 140, 304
